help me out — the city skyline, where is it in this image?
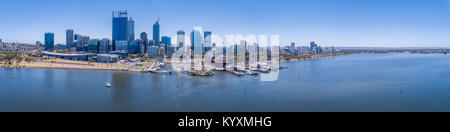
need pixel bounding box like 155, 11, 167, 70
0, 0, 450, 47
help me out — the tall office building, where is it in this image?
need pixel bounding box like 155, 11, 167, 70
127, 17, 135, 41
115, 40, 128, 53
177, 30, 185, 50
161, 36, 171, 54
0, 39, 2, 43
203, 31, 212, 52
148, 40, 155, 47
148, 46, 159, 57
140, 32, 148, 52
88, 39, 100, 53
36, 41, 42, 46
44, 32, 55, 51
66, 29, 74, 49
153, 19, 160, 47
74, 34, 83, 51
166, 46, 175, 57
290, 42, 296, 54
99, 39, 110, 53
82, 36, 90, 52
191, 27, 203, 56
136, 39, 145, 54
310, 41, 318, 55
129, 40, 140, 54
112, 11, 128, 51
191, 27, 203, 70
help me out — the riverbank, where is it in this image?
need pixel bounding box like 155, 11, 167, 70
1, 58, 127, 71
1, 53, 351, 71
280, 53, 351, 63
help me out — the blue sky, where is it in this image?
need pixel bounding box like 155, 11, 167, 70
0, 0, 449, 47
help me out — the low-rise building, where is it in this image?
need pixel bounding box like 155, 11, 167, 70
42, 51, 94, 61
97, 54, 120, 63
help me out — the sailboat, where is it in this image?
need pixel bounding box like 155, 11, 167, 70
106, 82, 112, 87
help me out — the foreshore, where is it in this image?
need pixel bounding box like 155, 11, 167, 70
1, 58, 127, 71
280, 53, 351, 63
0, 52, 354, 71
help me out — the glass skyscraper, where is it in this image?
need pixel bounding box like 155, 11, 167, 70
82, 36, 90, 52
66, 29, 74, 49
44, 32, 55, 51
112, 11, 128, 51
153, 19, 160, 47
191, 27, 203, 70
127, 17, 135, 41
74, 34, 83, 51
161, 36, 171, 54
140, 32, 148, 45
203, 31, 212, 52
177, 30, 185, 50
191, 27, 203, 56
140, 32, 148, 53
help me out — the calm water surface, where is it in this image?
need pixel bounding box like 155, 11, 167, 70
0, 53, 449, 112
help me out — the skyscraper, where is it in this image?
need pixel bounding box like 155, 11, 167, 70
82, 36, 90, 51
177, 30, 185, 50
161, 36, 171, 54
191, 27, 203, 56
310, 41, 318, 55
66, 29, 74, 49
44, 32, 55, 51
140, 32, 148, 44
136, 39, 145, 54
290, 42, 296, 54
203, 31, 212, 52
112, 11, 128, 51
74, 34, 83, 51
140, 32, 148, 53
148, 40, 155, 47
153, 19, 160, 47
191, 27, 203, 70
127, 17, 135, 41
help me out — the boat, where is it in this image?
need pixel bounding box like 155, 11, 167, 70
215, 68, 226, 71
106, 82, 111, 87
246, 70, 259, 76
120, 67, 129, 71
227, 70, 245, 77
